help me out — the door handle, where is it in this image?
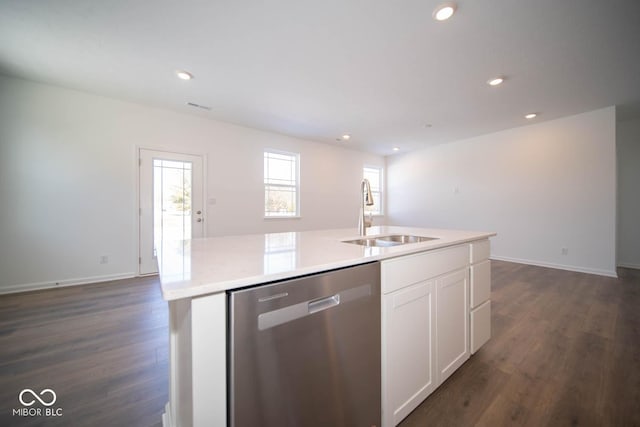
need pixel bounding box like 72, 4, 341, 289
196, 218, 203, 223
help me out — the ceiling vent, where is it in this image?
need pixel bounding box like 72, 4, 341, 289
187, 102, 212, 111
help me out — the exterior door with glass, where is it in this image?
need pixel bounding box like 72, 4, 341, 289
138, 149, 204, 275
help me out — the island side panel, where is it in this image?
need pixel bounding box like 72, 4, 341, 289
167, 298, 193, 427
192, 292, 227, 427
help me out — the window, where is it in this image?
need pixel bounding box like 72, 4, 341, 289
264, 150, 299, 217
364, 166, 383, 215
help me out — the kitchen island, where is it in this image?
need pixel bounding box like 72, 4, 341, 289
158, 226, 495, 427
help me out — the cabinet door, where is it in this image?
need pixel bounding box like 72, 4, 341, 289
436, 268, 470, 385
382, 280, 435, 427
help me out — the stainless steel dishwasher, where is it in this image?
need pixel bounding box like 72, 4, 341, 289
229, 262, 381, 427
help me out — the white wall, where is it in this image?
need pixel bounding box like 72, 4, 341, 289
0, 75, 383, 292
617, 117, 640, 269
387, 107, 617, 276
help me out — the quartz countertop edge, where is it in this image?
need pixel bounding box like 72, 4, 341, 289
158, 226, 496, 301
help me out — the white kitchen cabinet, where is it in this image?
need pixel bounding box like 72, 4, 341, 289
382, 280, 435, 427
381, 244, 469, 427
469, 239, 491, 354
470, 238, 490, 264
436, 268, 470, 384
471, 299, 491, 353
470, 259, 491, 308
381, 244, 469, 294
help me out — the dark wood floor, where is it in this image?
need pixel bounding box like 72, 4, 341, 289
0, 275, 168, 427
0, 261, 638, 426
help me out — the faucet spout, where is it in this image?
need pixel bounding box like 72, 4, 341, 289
359, 178, 374, 236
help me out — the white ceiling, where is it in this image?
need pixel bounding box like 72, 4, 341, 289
1, 0, 639, 155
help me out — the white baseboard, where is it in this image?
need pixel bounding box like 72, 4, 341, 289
0, 272, 137, 295
162, 402, 173, 427
617, 262, 640, 270
490, 255, 618, 278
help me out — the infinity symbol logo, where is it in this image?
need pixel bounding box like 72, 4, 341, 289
19, 389, 57, 407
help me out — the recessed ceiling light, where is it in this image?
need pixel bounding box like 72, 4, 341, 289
525, 113, 538, 119
176, 70, 193, 80
342, 134, 351, 140
432, 2, 457, 21
393, 147, 400, 152
487, 77, 504, 86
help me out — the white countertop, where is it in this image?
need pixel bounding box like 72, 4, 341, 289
158, 226, 496, 301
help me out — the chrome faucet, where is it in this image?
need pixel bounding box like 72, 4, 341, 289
359, 178, 375, 236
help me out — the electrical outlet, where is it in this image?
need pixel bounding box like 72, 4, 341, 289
561, 248, 568, 255
100, 255, 109, 264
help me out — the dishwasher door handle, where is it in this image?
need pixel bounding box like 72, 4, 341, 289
257, 283, 372, 331
308, 294, 340, 314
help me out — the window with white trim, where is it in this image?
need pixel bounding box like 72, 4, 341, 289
264, 150, 299, 217
364, 166, 383, 215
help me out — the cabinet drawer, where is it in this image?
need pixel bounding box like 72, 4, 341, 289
382, 245, 469, 294
470, 300, 491, 354
470, 239, 490, 264
470, 260, 491, 308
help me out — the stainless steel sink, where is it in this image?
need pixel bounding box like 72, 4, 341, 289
342, 234, 438, 247
376, 235, 438, 244
342, 238, 400, 247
